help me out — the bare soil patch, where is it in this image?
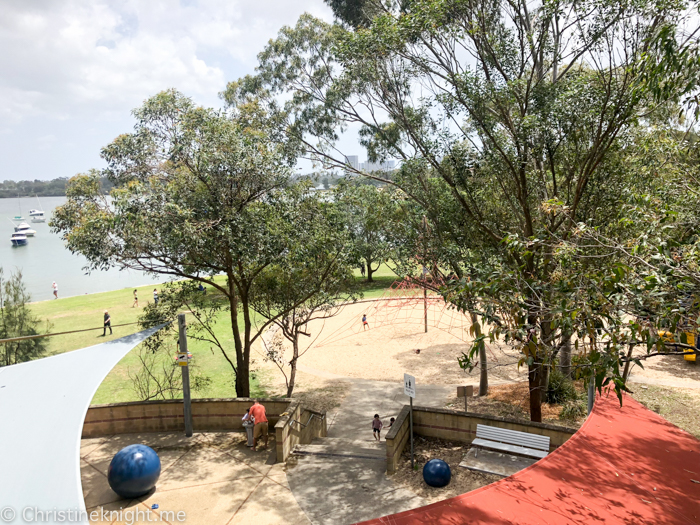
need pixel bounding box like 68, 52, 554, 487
257, 300, 526, 386
391, 436, 501, 504
629, 382, 700, 438
444, 382, 586, 428
629, 349, 700, 386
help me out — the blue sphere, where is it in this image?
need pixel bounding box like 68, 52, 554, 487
108, 444, 161, 498
423, 458, 451, 488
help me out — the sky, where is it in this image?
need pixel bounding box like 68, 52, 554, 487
0, 0, 335, 182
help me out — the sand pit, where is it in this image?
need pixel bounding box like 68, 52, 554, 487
257, 299, 526, 387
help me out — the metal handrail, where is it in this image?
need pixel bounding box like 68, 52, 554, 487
288, 411, 326, 429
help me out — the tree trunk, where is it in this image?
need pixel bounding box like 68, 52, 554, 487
541, 362, 550, 399
470, 312, 488, 396
559, 331, 572, 378
528, 361, 543, 422
227, 268, 250, 398
236, 350, 250, 397
366, 258, 374, 282
622, 342, 635, 382
287, 337, 299, 398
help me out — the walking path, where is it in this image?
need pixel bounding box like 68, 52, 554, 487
287, 376, 453, 525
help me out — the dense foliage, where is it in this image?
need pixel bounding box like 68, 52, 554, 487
51, 90, 358, 397
0, 268, 48, 367
235, 0, 700, 419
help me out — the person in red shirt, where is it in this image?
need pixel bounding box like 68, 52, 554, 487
249, 400, 269, 451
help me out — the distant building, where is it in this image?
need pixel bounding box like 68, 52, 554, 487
344, 155, 359, 172
359, 160, 395, 173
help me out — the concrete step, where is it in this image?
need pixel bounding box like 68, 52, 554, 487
292, 438, 386, 461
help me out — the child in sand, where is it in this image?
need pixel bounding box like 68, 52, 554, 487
362, 314, 369, 330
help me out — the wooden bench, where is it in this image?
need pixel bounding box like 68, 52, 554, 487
472, 424, 550, 460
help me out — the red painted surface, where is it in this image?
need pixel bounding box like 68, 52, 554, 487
359, 392, 700, 525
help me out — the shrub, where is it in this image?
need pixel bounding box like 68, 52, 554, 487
560, 400, 587, 421
545, 368, 578, 405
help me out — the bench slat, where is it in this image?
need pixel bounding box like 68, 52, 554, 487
475, 424, 550, 451
471, 438, 549, 459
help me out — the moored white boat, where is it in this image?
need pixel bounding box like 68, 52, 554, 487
29, 195, 46, 222
29, 209, 45, 222
14, 221, 36, 237
10, 232, 27, 246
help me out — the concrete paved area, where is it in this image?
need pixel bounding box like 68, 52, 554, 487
81, 431, 310, 525
326, 378, 454, 440
285, 378, 453, 525
287, 453, 425, 525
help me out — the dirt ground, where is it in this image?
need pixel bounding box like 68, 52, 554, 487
256, 300, 526, 387
391, 436, 502, 504
628, 382, 700, 438
628, 348, 700, 387
444, 382, 586, 428
251, 299, 700, 438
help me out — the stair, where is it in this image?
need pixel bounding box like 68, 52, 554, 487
291, 437, 386, 461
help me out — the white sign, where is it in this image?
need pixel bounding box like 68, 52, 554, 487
404, 373, 416, 398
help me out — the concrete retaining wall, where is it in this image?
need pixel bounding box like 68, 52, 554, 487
385, 405, 577, 474
82, 398, 292, 437
275, 402, 327, 463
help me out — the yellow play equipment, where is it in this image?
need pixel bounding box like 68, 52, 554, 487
658, 331, 697, 362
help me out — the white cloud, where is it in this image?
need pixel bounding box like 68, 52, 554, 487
0, 0, 332, 123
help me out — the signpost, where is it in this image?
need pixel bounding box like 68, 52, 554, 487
404, 373, 416, 468
457, 385, 474, 412
178, 314, 193, 437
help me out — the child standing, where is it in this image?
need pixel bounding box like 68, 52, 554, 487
372, 414, 383, 441
362, 314, 369, 330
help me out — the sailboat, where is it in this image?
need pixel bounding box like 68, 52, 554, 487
13, 194, 24, 221
29, 195, 45, 223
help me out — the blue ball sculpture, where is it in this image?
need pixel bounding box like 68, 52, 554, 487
108, 444, 161, 498
423, 458, 451, 488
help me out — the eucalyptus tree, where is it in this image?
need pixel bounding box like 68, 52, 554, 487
334, 181, 400, 281
250, 195, 359, 396
231, 0, 699, 419
51, 89, 314, 397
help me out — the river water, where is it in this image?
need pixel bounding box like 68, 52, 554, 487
0, 196, 159, 302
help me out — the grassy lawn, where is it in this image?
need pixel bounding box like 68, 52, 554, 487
27, 265, 398, 405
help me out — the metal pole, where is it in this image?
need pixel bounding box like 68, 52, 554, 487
178, 314, 193, 437
410, 397, 414, 469
423, 288, 428, 333
587, 380, 595, 415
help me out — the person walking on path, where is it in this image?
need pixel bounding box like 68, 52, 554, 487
52, 282, 58, 299
249, 400, 269, 452
362, 314, 369, 330
372, 414, 383, 441
132, 289, 138, 308
153, 289, 159, 306
103, 310, 112, 336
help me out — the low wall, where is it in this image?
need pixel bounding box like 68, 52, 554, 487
385, 405, 577, 474
82, 398, 292, 437
385, 405, 412, 474
275, 403, 327, 463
